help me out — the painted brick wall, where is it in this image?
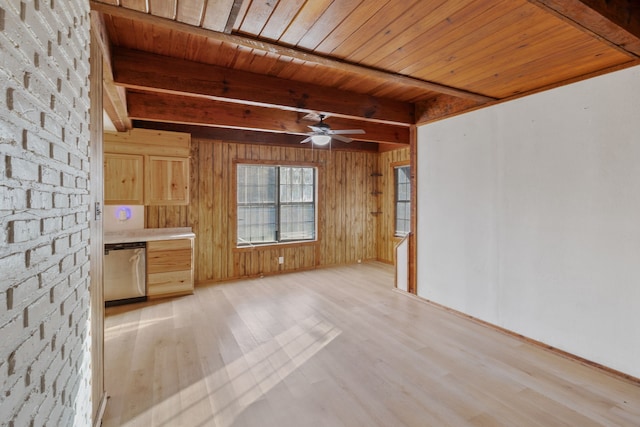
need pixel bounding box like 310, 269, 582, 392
0, 0, 92, 425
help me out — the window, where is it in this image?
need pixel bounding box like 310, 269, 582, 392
237, 164, 316, 246
395, 165, 410, 237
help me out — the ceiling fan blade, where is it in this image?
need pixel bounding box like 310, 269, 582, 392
329, 129, 365, 135
300, 136, 313, 144
308, 125, 326, 132
332, 134, 353, 143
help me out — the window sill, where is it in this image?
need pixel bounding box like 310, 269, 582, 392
234, 240, 318, 252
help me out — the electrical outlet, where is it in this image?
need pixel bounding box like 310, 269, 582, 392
278, 256, 284, 264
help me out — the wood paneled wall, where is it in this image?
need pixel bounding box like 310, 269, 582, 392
147, 139, 387, 284
376, 147, 410, 263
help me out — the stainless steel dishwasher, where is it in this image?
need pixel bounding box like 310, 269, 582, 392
104, 241, 147, 306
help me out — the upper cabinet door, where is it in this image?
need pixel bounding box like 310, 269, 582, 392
145, 156, 190, 206
104, 153, 144, 205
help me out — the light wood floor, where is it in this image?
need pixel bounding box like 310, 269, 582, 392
103, 262, 640, 427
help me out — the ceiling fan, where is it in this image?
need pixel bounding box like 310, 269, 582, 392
300, 114, 365, 145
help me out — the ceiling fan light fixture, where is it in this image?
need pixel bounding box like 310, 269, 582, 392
311, 134, 331, 145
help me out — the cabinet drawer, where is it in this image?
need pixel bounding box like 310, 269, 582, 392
148, 239, 192, 251
147, 239, 192, 274
147, 270, 192, 297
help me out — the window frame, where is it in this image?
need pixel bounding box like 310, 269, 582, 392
235, 161, 319, 248
393, 163, 411, 238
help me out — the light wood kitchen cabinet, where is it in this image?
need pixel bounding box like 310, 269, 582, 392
104, 129, 191, 206
104, 153, 144, 205
147, 238, 194, 298
145, 156, 190, 206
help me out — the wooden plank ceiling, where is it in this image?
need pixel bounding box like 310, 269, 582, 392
91, 0, 640, 149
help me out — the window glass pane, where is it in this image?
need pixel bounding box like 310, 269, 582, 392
237, 165, 278, 245
303, 184, 314, 202
398, 167, 410, 184
396, 183, 405, 201
303, 168, 313, 184
395, 201, 410, 235
280, 182, 289, 203
237, 206, 277, 244
292, 184, 302, 202
397, 202, 404, 219
395, 166, 411, 236
280, 167, 313, 205
237, 165, 246, 203
280, 204, 315, 241
238, 166, 276, 204
281, 167, 290, 184
280, 166, 316, 241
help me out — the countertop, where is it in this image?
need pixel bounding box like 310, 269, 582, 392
104, 227, 195, 244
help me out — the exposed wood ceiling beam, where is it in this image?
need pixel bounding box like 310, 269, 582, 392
90, 11, 131, 131
528, 0, 640, 57
133, 121, 379, 152
111, 48, 414, 126
101, 82, 129, 131
415, 95, 488, 125
89, 1, 495, 103
126, 91, 409, 145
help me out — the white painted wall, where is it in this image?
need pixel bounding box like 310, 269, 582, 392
417, 65, 640, 378
395, 237, 409, 292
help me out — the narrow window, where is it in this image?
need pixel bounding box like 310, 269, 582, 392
395, 165, 410, 237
